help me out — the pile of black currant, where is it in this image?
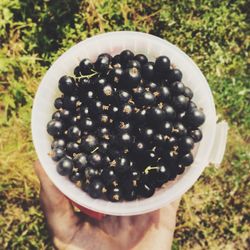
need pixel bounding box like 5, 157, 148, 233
47, 50, 205, 202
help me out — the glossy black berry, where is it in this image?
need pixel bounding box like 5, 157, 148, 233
101, 168, 117, 186
80, 117, 96, 131
47, 119, 64, 137
126, 60, 141, 69
78, 78, 91, 92
183, 86, 193, 99
54, 97, 63, 109
162, 105, 176, 121
79, 58, 93, 74
162, 136, 178, 149
59, 109, 71, 122
137, 91, 156, 107
98, 140, 111, 154
178, 136, 194, 153
145, 81, 158, 92
184, 108, 205, 128
99, 84, 115, 104
173, 95, 189, 111
66, 142, 80, 156
111, 54, 121, 67
190, 128, 203, 142
56, 156, 74, 176
51, 138, 66, 149
67, 126, 81, 141
107, 187, 122, 202
132, 140, 148, 156
154, 86, 171, 103
84, 167, 99, 180
179, 152, 194, 166
52, 147, 65, 161
88, 100, 103, 116
116, 90, 131, 104
95, 54, 110, 73
116, 132, 133, 148
106, 105, 119, 120
88, 153, 102, 167
147, 107, 166, 124
154, 133, 164, 147
89, 179, 104, 198
120, 50, 134, 65
123, 188, 137, 201
172, 122, 187, 137
141, 62, 154, 80
169, 68, 182, 82
63, 95, 78, 110
155, 56, 170, 77
58, 76, 76, 94
73, 153, 88, 170
134, 54, 148, 65
74, 66, 81, 77
121, 67, 141, 89
139, 127, 154, 141
81, 134, 98, 153
119, 103, 134, 121
170, 81, 185, 95
107, 68, 123, 84
52, 111, 63, 120
158, 121, 173, 135
138, 181, 155, 198
133, 109, 147, 124
114, 155, 131, 174
70, 171, 82, 183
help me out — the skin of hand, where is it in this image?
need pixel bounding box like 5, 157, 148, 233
35, 161, 180, 250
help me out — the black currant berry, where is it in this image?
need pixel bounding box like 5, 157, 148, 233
47, 119, 64, 137
101, 168, 117, 187
107, 187, 122, 202
147, 107, 166, 124
170, 81, 185, 95
172, 95, 189, 111
89, 179, 105, 198
73, 153, 88, 171
70, 171, 82, 183
74, 66, 81, 77
154, 85, 171, 103
121, 67, 141, 89
51, 138, 66, 149
169, 68, 182, 82
58, 76, 76, 94
138, 180, 155, 198
184, 108, 205, 128
134, 54, 148, 65
189, 128, 203, 142
52, 147, 65, 161
107, 68, 123, 84
95, 54, 110, 73
158, 121, 173, 135
162, 105, 176, 121
155, 56, 170, 77
79, 58, 93, 74
56, 156, 74, 176
54, 97, 63, 109
62, 95, 78, 110
120, 50, 134, 65
66, 142, 80, 156
88, 153, 102, 167
126, 60, 141, 69
114, 155, 131, 174
178, 136, 194, 153
84, 167, 99, 180
81, 134, 98, 153
80, 117, 96, 131
116, 90, 131, 104
141, 62, 155, 80
116, 132, 133, 149
172, 122, 187, 137
183, 86, 193, 99
179, 152, 193, 166
67, 126, 81, 141
139, 127, 154, 141
119, 103, 134, 121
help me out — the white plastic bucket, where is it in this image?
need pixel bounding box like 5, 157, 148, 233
32, 31, 228, 216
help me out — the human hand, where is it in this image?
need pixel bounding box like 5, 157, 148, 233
35, 161, 180, 250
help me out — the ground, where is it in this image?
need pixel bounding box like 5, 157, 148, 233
0, 0, 249, 249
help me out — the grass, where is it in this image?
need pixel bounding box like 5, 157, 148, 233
0, 0, 249, 249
